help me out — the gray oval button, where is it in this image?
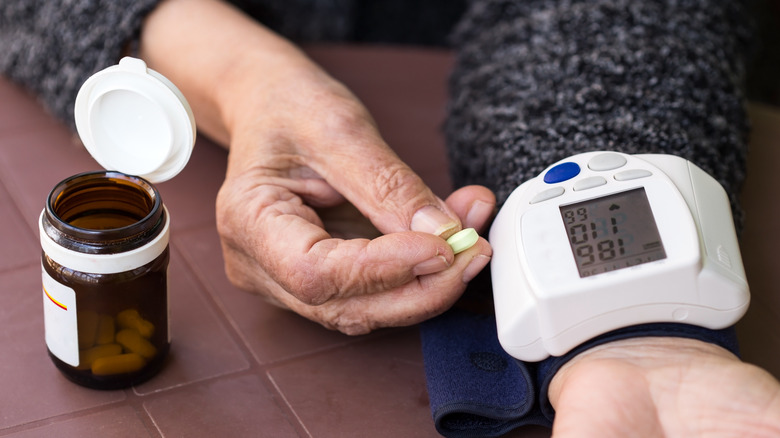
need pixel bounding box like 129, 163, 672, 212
573, 176, 607, 191
588, 153, 627, 171
614, 169, 653, 181
530, 187, 565, 204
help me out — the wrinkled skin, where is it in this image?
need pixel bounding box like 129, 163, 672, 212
549, 337, 780, 438
213, 63, 495, 334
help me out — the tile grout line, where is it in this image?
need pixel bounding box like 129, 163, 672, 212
266, 372, 314, 438
0, 394, 134, 437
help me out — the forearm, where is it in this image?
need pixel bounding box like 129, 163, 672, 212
138, 0, 322, 146
546, 336, 780, 437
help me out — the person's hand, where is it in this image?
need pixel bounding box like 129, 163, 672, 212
548, 337, 780, 437
215, 63, 494, 334
139, 0, 494, 334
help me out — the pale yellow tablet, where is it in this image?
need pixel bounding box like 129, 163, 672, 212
446, 228, 479, 255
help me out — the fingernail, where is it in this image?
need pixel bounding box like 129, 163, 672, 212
411, 205, 459, 237
465, 200, 494, 229
412, 255, 450, 277
462, 255, 490, 283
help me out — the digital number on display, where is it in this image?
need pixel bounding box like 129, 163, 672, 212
560, 188, 667, 277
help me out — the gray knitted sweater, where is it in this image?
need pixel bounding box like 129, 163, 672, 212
0, 0, 752, 222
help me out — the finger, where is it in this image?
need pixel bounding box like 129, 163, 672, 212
284, 166, 346, 207
274, 237, 492, 335
329, 150, 461, 238
445, 185, 496, 232
250, 172, 347, 208
297, 99, 463, 238
276, 227, 456, 306
225, 184, 459, 305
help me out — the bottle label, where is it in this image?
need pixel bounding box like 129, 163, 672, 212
42, 267, 79, 367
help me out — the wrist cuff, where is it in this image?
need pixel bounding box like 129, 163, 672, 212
420, 308, 551, 437
420, 309, 740, 437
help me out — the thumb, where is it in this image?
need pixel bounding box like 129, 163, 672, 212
346, 154, 460, 237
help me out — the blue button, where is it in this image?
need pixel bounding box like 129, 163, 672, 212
543, 162, 581, 184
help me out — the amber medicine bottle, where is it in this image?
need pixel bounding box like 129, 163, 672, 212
40, 172, 170, 389
39, 57, 195, 389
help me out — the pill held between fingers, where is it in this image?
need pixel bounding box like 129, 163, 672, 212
446, 228, 479, 255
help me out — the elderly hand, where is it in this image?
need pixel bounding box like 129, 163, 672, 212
548, 337, 780, 437
215, 61, 493, 334
140, 0, 493, 334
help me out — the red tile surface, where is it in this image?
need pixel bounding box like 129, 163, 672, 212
0, 127, 99, 228
6, 407, 153, 438
0, 80, 60, 134
0, 181, 38, 271
1, 44, 778, 438
143, 374, 299, 437
266, 329, 438, 438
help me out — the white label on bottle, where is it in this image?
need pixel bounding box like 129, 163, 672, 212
42, 268, 79, 367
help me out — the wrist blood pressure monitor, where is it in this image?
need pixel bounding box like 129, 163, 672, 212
490, 152, 750, 361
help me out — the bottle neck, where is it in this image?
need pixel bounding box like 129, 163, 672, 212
43, 171, 165, 255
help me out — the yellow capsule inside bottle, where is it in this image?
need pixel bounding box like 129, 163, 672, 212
77, 343, 123, 371
117, 308, 155, 338
92, 353, 147, 376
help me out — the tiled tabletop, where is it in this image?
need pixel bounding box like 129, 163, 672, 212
0, 45, 778, 438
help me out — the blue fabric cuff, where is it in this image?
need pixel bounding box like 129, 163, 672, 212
420, 309, 551, 437
420, 309, 740, 437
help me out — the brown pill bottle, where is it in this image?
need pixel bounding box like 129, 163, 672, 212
37, 57, 195, 389
40, 171, 170, 389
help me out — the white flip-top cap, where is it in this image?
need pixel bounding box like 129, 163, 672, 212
74, 57, 196, 183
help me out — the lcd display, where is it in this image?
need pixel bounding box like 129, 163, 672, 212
560, 188, 667, 277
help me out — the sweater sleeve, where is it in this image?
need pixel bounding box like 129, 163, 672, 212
444, 0, 754, 227
0, 0, 162, 130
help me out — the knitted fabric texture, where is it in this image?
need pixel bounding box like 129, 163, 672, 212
0, 0, 161, 130
0, 0, 464, 130
445, 0, 752, 226
1, 1, 753, 215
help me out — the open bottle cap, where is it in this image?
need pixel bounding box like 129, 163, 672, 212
74, 57, 196, 183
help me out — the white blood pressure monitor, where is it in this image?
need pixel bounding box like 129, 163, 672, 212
490, 152, 750, 361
